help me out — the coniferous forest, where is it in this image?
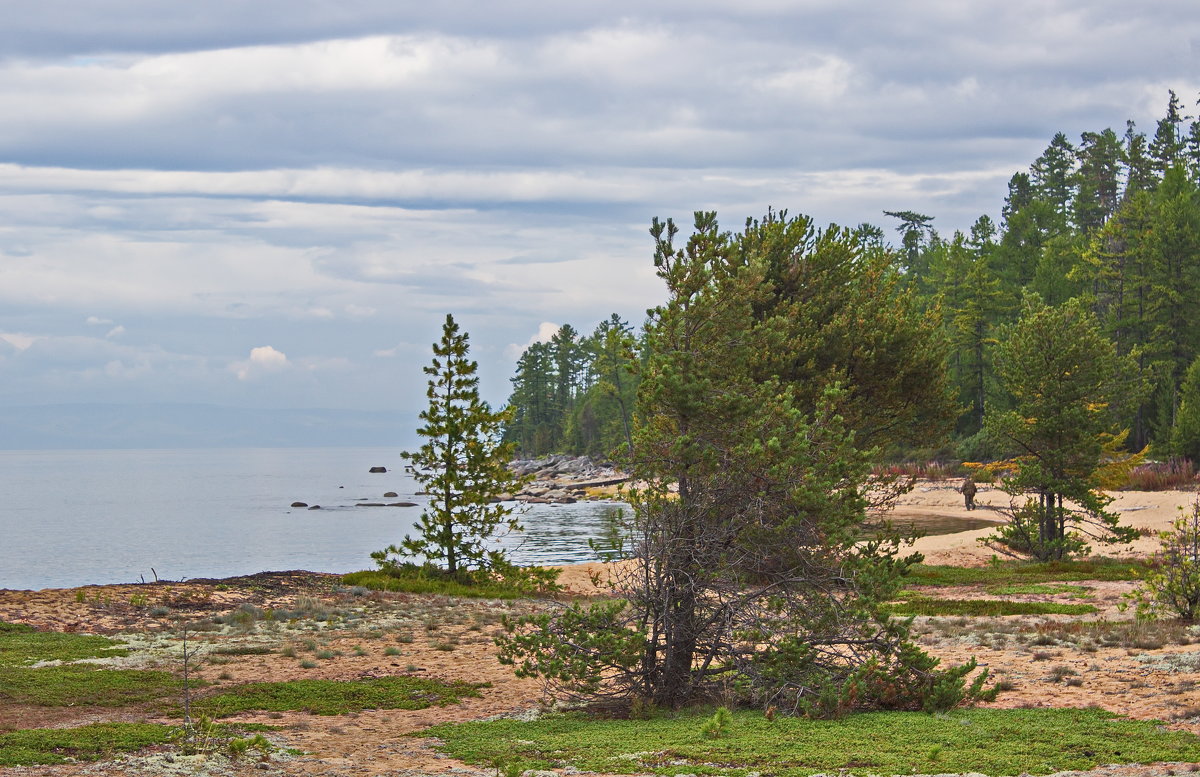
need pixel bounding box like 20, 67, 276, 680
503, 91, 1200, 466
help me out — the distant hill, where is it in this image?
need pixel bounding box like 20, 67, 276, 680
0, 403, 418, 449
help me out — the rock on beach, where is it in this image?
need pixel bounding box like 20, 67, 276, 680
507, 454, 629, 504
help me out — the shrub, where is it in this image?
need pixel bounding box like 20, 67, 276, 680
1124, 459, 1198, 491
343, 562, 559, 599
872, 461, 960, 481
1124, 499, 1200, 621
700, 706, 732, 739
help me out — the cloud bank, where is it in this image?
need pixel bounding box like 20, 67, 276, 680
0, 2, 1197, 440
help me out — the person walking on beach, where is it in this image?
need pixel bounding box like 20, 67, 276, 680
960, 476, 977, 511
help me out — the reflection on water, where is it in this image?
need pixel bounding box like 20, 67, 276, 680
499, 501, 628, 566
866, 512, 1000, 538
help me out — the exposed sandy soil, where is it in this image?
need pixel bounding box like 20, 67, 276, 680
2, 484, 1199, 777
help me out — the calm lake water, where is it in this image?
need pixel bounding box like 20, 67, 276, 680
0, 447, 627, 591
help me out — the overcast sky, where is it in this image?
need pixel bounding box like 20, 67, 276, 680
1, 2, 1197, 431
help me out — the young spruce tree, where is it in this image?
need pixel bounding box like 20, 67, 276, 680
373, 314, 527, 576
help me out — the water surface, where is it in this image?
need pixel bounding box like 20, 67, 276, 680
0, 447, 624, 590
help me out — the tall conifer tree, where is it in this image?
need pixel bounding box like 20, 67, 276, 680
374, 314, 527, 575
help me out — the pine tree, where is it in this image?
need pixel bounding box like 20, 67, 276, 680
883, 209, 935, 286
1171, 356, 1200, 462
1030, 132, 1078, 226
504, 341, 557, 455
498, 211, 986, 715
374, 314, 528, 576
1123, 120, 1156, 198
1150, 90, 1188, 174
1144, 167, 1200, 447
986, 298, 1146, 560
1082, 191, 1157, 448
574, 314, 638, 456
1073, 128, 1123, 233
929, 231, 1005, 437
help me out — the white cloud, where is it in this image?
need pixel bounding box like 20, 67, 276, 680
85, 315, 112, 325
230, 345, 289, 380
0, 333, 37, 351
528, 322, 560, 345
505, 322, 560, 360
105, 325, 125, 338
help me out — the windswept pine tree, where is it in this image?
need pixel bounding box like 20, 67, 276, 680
498, 211, 988, 715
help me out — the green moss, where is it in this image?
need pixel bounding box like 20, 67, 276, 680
0, 665, 183, 707
906, 558, 1148, 587
886, 597, 1097, 616
0, 622, 128, 667
985, 583, 1093, 597
0, 722, 173, 766
422, 707, 1200, 777
191, 676, 482, 717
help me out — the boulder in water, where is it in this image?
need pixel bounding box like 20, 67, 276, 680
383, 491, 398, 498
290, 501, 308, 508
369, 466, 387, 473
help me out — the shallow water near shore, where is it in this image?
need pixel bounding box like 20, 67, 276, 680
0, 447, 997, 591
0, 447, 627, 591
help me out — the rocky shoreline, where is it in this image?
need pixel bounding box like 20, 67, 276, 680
503, 454, 630, 504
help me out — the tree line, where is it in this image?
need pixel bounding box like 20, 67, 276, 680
502, 314, 640, 458
503, 90, 1200, 465
904, 89, 1200, 461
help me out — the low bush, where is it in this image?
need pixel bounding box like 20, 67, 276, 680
343, 562, 560, 599
1123, 498, 1200, 620
905, 558, 1147, 587
1124, 458, 1198, 491
872, 461, 962, 481
0, 665, 183, 707
0, 623, 128, 666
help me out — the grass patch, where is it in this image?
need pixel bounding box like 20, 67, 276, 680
985, 583, 1092, 597
906, 558, 1148, 587
0, 665, 184, 707
0, 722, 174, 767
887, 597, 1097, 617
0, 622, 128, 667
191, 676, 482, 717
422, 707, 1200, 777
343, 562, 559, 600
213, 644, 274, 656
1028, 619, 1193, 650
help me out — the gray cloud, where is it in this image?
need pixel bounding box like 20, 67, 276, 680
0, 2, 1197, 435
